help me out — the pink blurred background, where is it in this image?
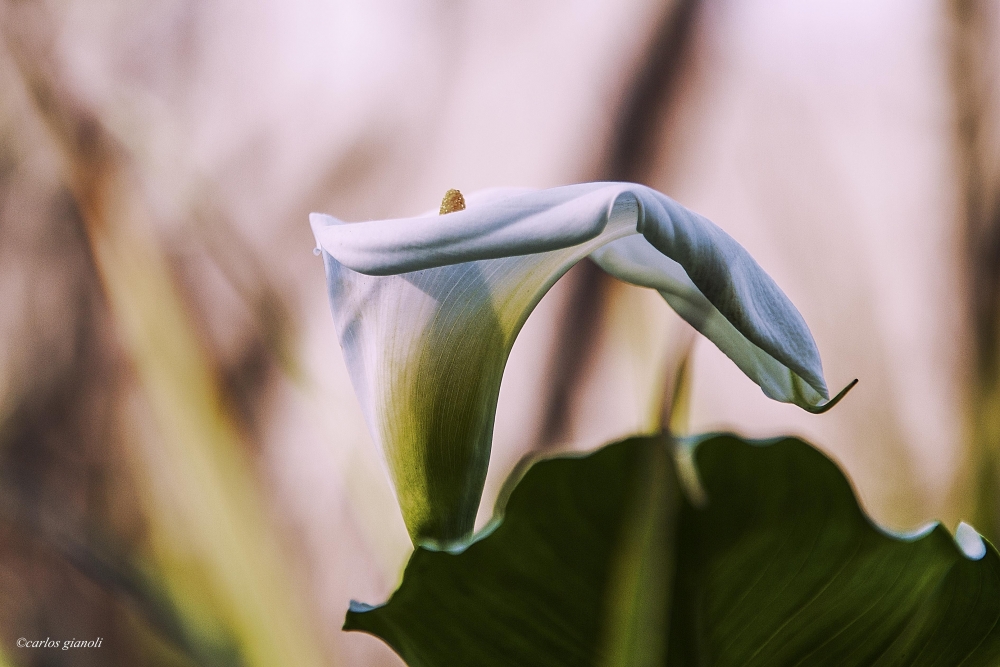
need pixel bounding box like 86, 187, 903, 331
0, 1, 998, 664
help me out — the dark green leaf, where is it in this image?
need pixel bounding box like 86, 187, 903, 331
346, 434, 1000, 666
669, 435, 1000, 666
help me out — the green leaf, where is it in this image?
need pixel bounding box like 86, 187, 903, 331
670, 435, 1000, 665
345, 434, 1000, 666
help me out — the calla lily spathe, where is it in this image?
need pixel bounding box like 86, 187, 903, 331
311, 182, 852, 548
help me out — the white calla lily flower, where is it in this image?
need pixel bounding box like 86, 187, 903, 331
311, 182, 853, 548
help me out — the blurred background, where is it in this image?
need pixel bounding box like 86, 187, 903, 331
0, 0, 998, 664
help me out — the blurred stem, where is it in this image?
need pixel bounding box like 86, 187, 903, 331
598, 437, 679, 667
950, 0, 1000, 543
666, 353, 693, 438
3, 19, 326, 667
536, 261, 612, 447
605, 0, 700, 184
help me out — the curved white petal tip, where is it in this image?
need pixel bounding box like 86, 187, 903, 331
803, 378, 858, 414
955, 522, 987, 560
